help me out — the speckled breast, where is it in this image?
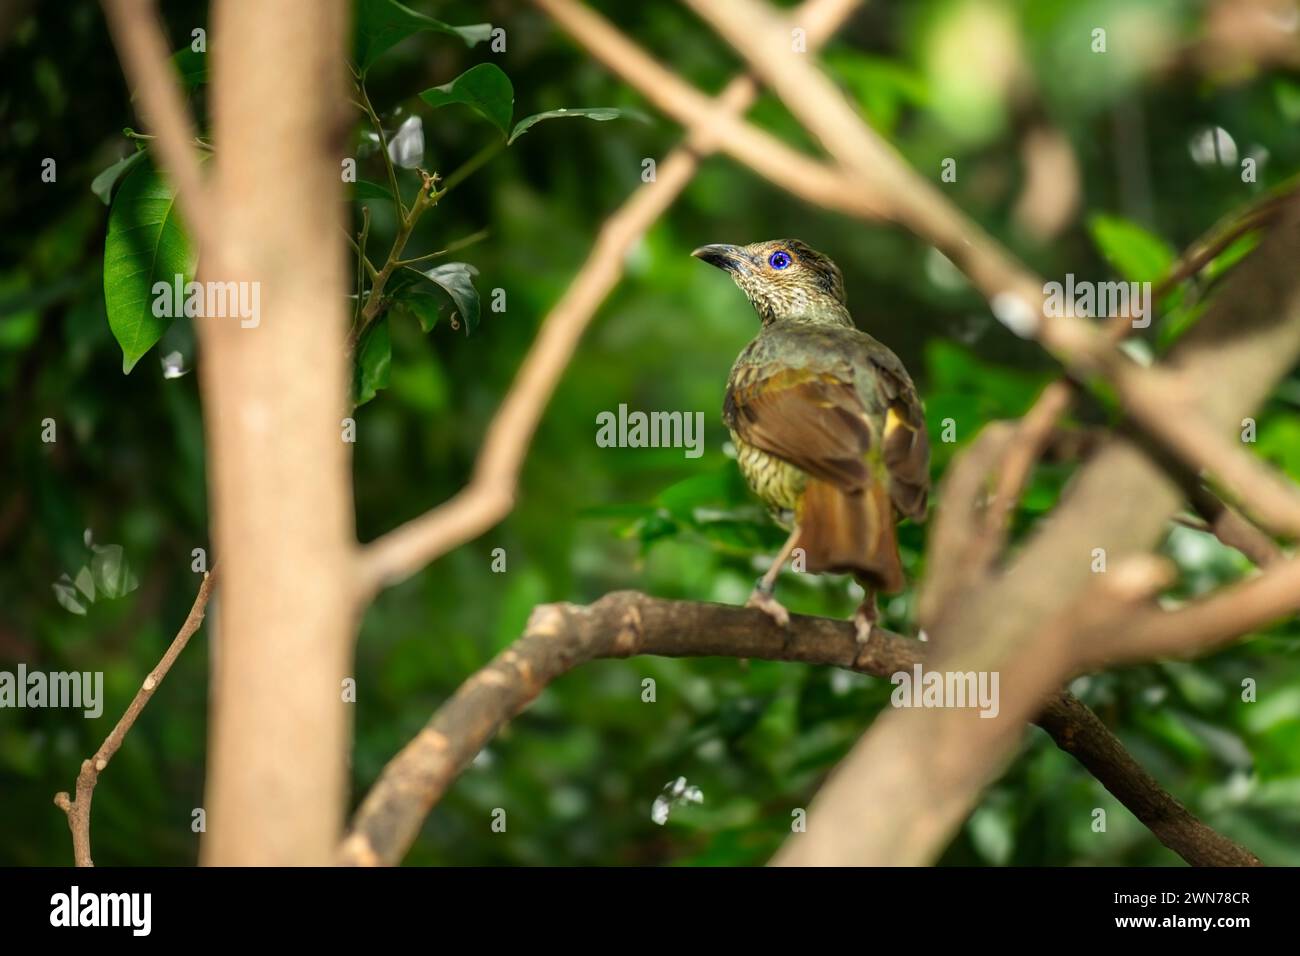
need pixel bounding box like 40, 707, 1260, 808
731, 431, 805, 526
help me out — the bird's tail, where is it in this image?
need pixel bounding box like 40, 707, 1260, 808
796, 478, 903, 593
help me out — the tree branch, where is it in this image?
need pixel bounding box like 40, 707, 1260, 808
54, 571, 216, 867
1087, 556, 1300, 667
915, 422, 1015, 627
1151, 188, 1289, 300
975, 381, 1076, 570
1059, 337, 1300, 541
339, 590, 1259, 867
350, 171, 443, 350
531, 0, 884, 219
356, 0, 864, 596
1184, 481, 1283, 568
1033, 692, 1262, 866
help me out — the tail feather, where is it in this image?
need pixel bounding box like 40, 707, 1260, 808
797, 478, 903, 593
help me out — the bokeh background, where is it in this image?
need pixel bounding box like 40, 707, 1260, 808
4, 0, 1300, 865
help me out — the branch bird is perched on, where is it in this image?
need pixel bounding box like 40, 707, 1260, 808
693, 239, 930, 643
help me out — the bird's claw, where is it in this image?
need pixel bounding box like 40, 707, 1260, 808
746, 588, 790, 628
853, 613, 874, 646
853, 601, 878, 646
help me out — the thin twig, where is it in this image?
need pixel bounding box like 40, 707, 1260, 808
349, 173, 443, 349
394, 227, 490, 267
54, 571, 217, 866
123, 128, 215, 151
1184, 483, 1283, 568
1152, 190, 1291, 301
356, 79, 406, 218
353, 206, 372, 328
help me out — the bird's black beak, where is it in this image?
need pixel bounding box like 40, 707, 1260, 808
691, 243, 747, 273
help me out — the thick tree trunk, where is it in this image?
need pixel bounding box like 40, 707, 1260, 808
198, 0, 357, 865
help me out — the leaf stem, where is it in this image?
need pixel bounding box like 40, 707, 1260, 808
124, 127, 214, 151
344, 221, 379, 282
394, 227, 490, 267
352, 206, 373, 330
348, 172, 444, 350
355, 79, 407, 217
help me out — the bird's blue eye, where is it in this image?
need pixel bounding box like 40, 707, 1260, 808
769, 250, 792, 270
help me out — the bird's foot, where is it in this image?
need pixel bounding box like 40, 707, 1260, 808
746, 586, 790, 628
853, 596, 879, 646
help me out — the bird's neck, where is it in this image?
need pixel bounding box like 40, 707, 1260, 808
762, 298, 854, 330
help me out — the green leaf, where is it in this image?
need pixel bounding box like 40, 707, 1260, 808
389, 345, 448, 413
0, 273, 41, 349
577, 502, 661, 522
507, 107, 645, 145
1156, 298, 1207, 351
654, 469, 747, 520
967, 802, 1015, 865
353, 317, 391, 406
1256, 414, 1300, 481
1203, 232, 1260, 283
391, 296, 441, 333
389, 262, 481, 335
925, 340, 1049, 420
423, 262, 480, 334
353, 0, 490, 74
1275, 78, 1300, 123
388, 268, 439, 330
353, 178, 397, 203
171, 45, 207, 89
91, 150, 146, 205
636, 512, 679, 549
103, 162, 197, 373
419, 63, 513, 137
1087, 214, 1176, 284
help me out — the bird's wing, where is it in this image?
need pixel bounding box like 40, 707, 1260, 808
866, 352, 930, 522
724, 364, 874, 489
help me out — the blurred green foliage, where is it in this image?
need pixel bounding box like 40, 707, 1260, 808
2, 0, 1299, 866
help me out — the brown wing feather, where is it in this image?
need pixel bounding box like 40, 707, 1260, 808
871, 359, 930, 522
724, 368, 872, 490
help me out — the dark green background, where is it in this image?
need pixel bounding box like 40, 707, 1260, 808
3, 0, 1299, 865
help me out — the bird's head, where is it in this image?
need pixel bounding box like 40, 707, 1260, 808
691, 239, 847, 323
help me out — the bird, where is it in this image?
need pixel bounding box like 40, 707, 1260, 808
692, 239, 930, 643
